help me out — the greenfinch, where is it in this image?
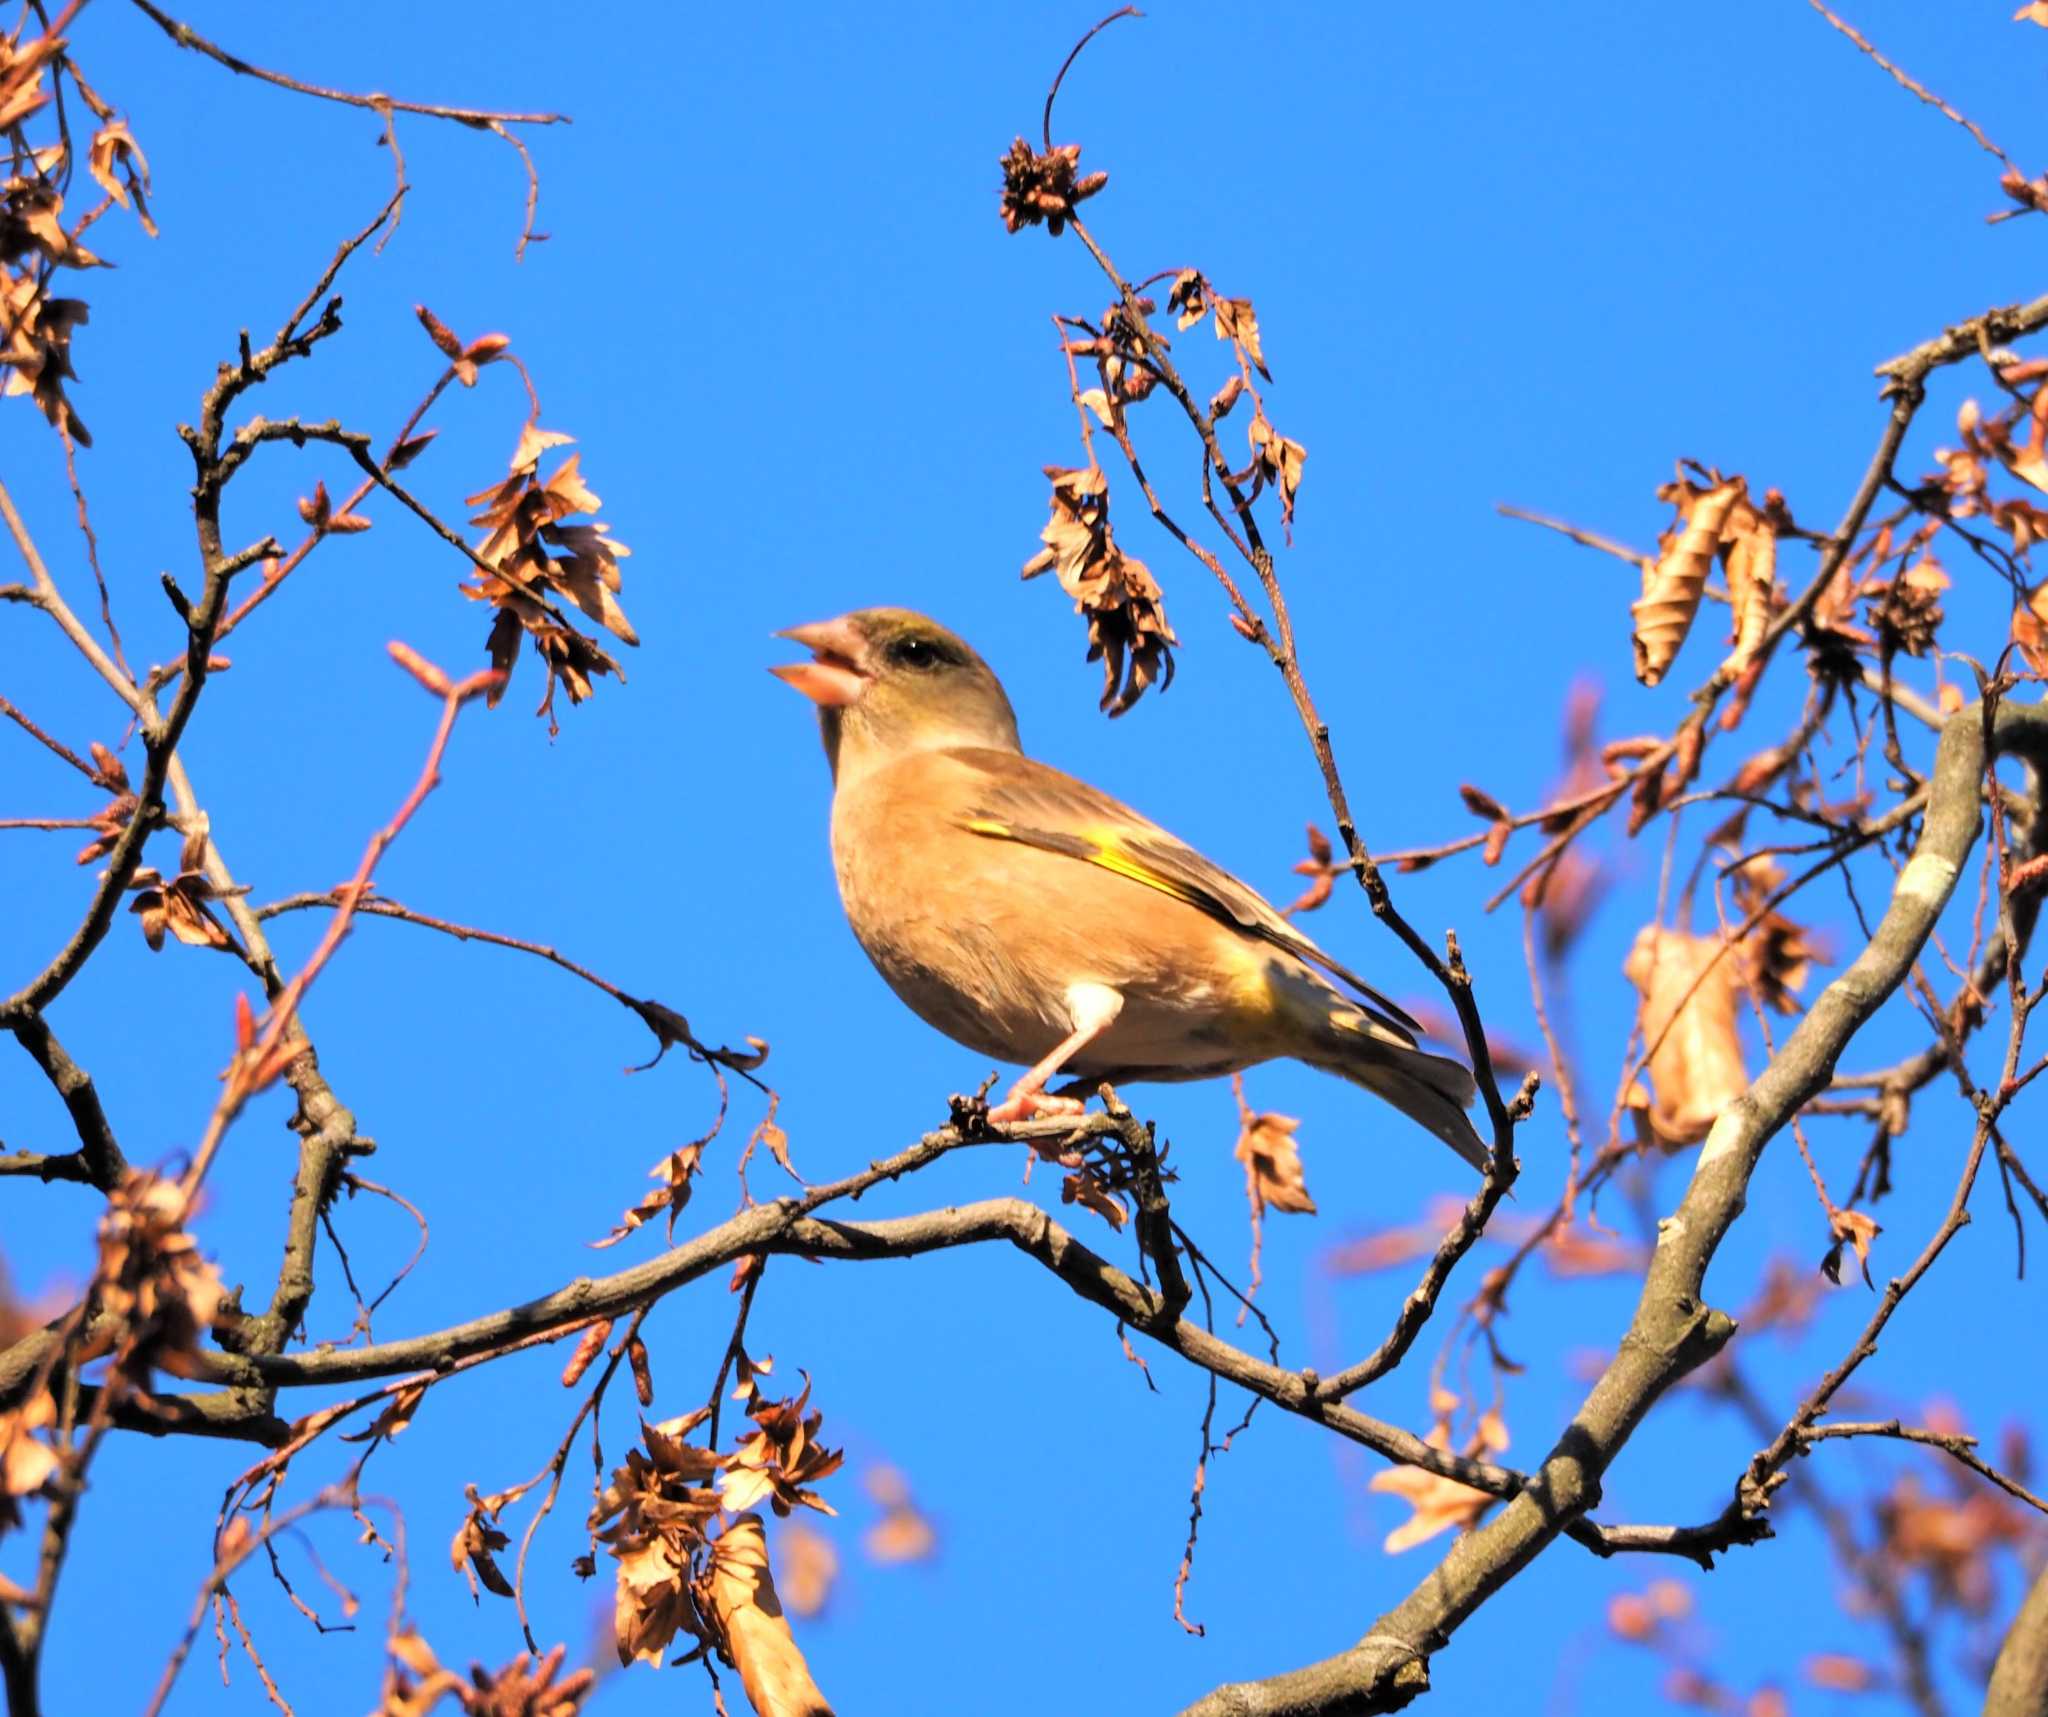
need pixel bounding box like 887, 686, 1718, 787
772, 608, 1485, 1169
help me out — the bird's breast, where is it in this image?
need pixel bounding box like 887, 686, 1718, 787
827, 759, 1297, 1075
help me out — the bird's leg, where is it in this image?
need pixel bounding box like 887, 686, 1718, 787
988, 982, 1124, 1126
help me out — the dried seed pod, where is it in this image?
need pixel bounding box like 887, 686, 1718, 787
561, 1319, 611, 1388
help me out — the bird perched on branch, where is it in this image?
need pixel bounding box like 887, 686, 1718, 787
772, 607, 1486, 1170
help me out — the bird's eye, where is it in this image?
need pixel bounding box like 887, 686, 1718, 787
890, 637, 940, 669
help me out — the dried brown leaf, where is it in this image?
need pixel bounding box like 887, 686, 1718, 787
1822, 1207, 1881, 1287
1247, 411, 1306, 534
1368, 1420, 1497, 1552
1021, 464, 1175, 714
593, 1142, 703, 1248
707, 1515, 837, 1717
452, 1486, 515, 1602
1635, 473, 1746, 686
1721, 507, 1778, 672
1234, 1110, 1315, 1218
776, 1519, 838, 1619
86, 1170, 224, 1384
2014, 584, 2048, 676
1622, 926, 1747, 1147
1211, 295, 1270, 380
860, 1465, 937, 1565
1060, 1166, 1128, 1230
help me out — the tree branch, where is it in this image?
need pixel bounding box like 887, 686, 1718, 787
1986, 1560, 2048, 1717
5, 1014, 126, 1190
1179, 693, 2048, 1715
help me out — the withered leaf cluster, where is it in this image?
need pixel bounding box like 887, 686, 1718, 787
0, 1387, 57, 1537
1814, 513, 1946, 670
0, 1279, 62, 1537
1957, 372, 2048, 501
1867, 549, 1948, 659
451, 1483, 516, 1601
461, 417, 635, 729
593, 1141, 705, 1248
2016, 583, 2048, 677
1165, 271, 1306, 532
1879, 1454, 2033, 1613
73, 739, 134, 865
1247, 411, 1307, 535
1, 21, 156, 443
1632, 470, 1791, 687
1168, 270, 1270, 380
1929, 377, 2048, 671
84, 1170, 225, 1384
375, 1628, 595, 1717
1022, 463, 1176, 714
997, 138, 1106, 237
592, 1407, 726, 1666
1527, 682, 1611, 960
126, 823, 244, 953
1065, 293, 1162, 423
718, 1375, 844, 1519
861, 1463, 936, 1565
593, 1379, 842, 1672
1728, 856, 1823, 1018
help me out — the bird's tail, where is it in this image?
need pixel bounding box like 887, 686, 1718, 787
1285, 979, 1489, 1171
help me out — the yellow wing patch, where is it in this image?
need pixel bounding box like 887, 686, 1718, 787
963, 817, 1213, 913
1075, 829, 1215, 909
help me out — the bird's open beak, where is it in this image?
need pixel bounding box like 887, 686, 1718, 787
769, 617, 871, 708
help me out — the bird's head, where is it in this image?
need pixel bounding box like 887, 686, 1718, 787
771, 608, 1020, 781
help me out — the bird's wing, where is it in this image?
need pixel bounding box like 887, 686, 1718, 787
946, 747, 1421, 1042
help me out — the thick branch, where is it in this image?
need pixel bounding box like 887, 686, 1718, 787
1986, 1561, 2048, 1717
1316, 1088, 1528, 1403
1180, 695, 2048, 1716
1875, 292, 2048, 382
206, 1190, 1515, 1497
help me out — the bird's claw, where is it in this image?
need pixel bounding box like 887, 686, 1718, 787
987, 1085, 1087, 1126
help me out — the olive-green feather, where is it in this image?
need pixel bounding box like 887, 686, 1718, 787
951, 746, 1419, 1043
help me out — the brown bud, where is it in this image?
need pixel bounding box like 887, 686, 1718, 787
1459, 784, 1510, 823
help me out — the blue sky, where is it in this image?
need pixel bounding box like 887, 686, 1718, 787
4, 3, 2046, 1713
